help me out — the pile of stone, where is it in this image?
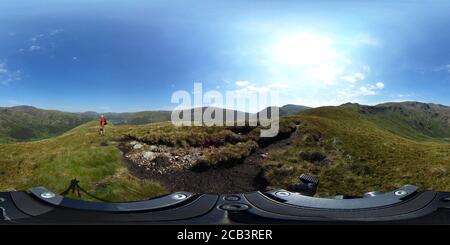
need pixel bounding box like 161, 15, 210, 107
125, 140, 204, 174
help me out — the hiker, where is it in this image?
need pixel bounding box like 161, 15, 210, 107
99, 115, 107, 136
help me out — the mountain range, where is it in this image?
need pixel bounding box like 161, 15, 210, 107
1, 102, 449, 143
0, 104, 310, 142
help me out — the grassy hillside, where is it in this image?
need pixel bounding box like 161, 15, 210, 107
0, 106, 91, 143
1, 102, 449, 200
0, 121, 165, 201
342, 102, 450, 141
279, 104, 311, 116
257, 104, 311, 118
262, 105, 450, 196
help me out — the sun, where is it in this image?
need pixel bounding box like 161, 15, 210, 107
273, 32, 337, 67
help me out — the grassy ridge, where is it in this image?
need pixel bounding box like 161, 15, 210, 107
263, 106, 450, 196
343, 102, 450, 141
0, 106, 91, 143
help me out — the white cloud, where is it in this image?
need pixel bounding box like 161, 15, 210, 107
235, 84, 270, 94
29, 45, 41, 51
73, 56, 78, 60
341, 72, 366, 83
311, 65, 344, 86
432, 64, 450, 73
358, 86, 377, 96
339, 82, 385, 99
0, 63, 22, 85
0, 64, 7, 74
30, 33, 45, 42
227, 81, 282, 112
269, 82, 289, 89
234, 81, 289, 94
341, 76, 357, 83
235, 80, 250, 87
49, 29, 64, 35
354, 72, 365, 80
376, 82, 385, 89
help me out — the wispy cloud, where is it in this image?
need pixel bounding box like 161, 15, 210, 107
235, 80, 250, 87
49, 29, 64, 36
0, 62, 22, 85
30, 29, 62, 41
29, 45, 41, 51
227, 80, 285, 112
235, 83, 270, 94
432, 64, 450, 73
339, 82, 385, 99
341, 72, 365, 83
30, 33, 45, 42
18, 29, 64, 53
234, 80, 289, 94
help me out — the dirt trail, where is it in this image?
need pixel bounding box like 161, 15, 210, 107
119, 125, 299, 194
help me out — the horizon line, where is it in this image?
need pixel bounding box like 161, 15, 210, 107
1, 100, 449, 114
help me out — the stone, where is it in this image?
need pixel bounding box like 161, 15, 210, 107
142, 151, 156, 160
149, 145, 160, 152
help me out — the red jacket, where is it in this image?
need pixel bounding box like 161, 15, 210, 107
100, 117, 106, 126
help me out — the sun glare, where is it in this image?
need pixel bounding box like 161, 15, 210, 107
273, 33, 337, 67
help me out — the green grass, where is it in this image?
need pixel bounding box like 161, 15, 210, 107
0, 106, 91, 143
120, 122, 249, 147
194, 140, 259, 169
0, 120, 261, 201
2, 104, 450, 199
0, 121, 165, 202
263, 106, 450, 196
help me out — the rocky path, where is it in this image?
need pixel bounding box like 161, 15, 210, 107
119, 125, 299, 194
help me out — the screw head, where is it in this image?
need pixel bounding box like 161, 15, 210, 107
275, 191, 291, 197
40, 192, 56, 199
172, 193, 187, 200
395, 190, 408, 196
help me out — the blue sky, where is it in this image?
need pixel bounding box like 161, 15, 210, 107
1, 0, 450, 112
